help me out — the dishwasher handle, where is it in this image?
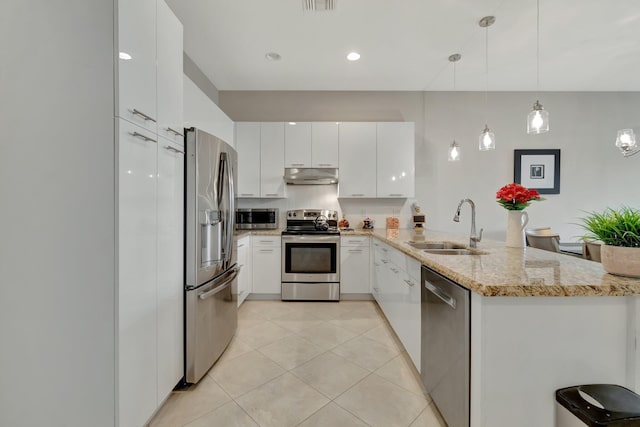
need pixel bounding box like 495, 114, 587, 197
424, 280, 457, 309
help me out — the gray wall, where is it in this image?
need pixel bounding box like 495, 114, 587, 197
0, 1, 116, 426
184, 53, 219, 104
219, 90, 640, 240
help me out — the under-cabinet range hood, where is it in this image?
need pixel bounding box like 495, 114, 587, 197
284, 168, 339, 185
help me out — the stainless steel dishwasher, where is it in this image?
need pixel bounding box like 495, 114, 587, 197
421, 266, 471, 427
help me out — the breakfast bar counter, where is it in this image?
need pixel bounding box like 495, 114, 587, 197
354, 228, 640, 297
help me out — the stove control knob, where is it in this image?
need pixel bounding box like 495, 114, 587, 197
293, 212, 297, 217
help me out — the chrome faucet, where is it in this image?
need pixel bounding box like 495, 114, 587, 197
453, 198, 483, 248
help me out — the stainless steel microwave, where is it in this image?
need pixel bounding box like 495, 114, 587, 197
236, 208, 279, 230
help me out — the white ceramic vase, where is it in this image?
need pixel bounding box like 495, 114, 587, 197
506, 210, 529, 248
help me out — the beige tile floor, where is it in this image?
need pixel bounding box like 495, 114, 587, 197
149, 300, 447, 427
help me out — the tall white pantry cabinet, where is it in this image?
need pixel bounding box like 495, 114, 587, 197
117, 1, 184, 426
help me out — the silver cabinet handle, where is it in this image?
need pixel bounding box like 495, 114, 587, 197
258, 249, 274, 253
290, 163, 305, 167
347, 249, 363, 253
131, 132, 156, 143
390, 267, 399, 274
265, 193, 279, 197
132, 108, 156, 123
166, 127, 184, 137
404, 279, 415, 287
388, 193, 404, 197
164, 145, 184, 154
317, 163, 333, 166
240, 193, 256, 197
351, 193, 364, 197
238, 244, 245, 248
381, 259, 389, 264
424, 280, 456, 309
258, 240, 274, 244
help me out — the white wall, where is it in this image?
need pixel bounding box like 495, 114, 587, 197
183, 75, 234, 145
0, 1, 116, 426
220, 91, 640, 242
424, 91, 640, 241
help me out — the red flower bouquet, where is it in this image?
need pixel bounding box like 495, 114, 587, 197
496, 183, 543, 210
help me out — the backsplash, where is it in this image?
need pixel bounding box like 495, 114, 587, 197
237, 185, 415, 229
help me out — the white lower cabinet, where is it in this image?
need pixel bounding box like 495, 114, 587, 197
251, 236, 282, 294
118, 120, 184, 427
340, 236, 371, 295
372, 238, 421, 371
118, 119, 158, 427
156, 137, 184, 404
237, 235, 252, 306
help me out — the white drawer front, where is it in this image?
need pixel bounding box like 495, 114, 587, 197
252, 236, 281, 247
341, 236, 370, 247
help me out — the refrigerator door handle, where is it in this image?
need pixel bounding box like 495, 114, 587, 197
219, 152, 235, 265
198, 268, 239, 300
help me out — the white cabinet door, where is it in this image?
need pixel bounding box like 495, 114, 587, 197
260, 123, 286, 198
235, 123, 261, 198
237, 236, 252, 306
252, 237, 281, 294
312, 122, 339, 168
156, 136, 184, 403
340, 246, 371, 294
338, 122, 376, 198
376, 122, 415, 198
285, 122, 312, 168
118, 119, 157, 427
341, 236, 371, 294
156, 0, 183, 145
118, 0, 157, 133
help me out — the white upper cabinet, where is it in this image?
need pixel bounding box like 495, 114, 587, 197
312, 122, 339, 168
118, 0, 157, 133
260, 123, 286, 198
235, 123, 261, 198
338, 122, 377, 198
376, 122, 415, 198
156, 0, 184, 145
285, 122, 312, 168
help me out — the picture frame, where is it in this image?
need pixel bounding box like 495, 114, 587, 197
514, 149, 560, 194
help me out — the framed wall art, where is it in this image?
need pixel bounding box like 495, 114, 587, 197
514, 149, 561, 194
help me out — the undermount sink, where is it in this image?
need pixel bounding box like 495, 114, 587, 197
407, 241, 466, 250
423, 248, 475, 255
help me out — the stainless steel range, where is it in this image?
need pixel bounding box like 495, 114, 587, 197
281, 209, 340, 301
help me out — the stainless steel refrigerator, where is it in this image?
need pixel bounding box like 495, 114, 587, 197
184, 128, 238, 384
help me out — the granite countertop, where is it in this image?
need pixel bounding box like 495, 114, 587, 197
369, 228, 640, 297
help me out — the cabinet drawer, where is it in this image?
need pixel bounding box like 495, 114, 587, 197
341, 236, 370, 247
252, 236, 281, 247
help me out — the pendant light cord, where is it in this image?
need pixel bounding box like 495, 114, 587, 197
536, 0, 540, 99
485, 25, 489, 125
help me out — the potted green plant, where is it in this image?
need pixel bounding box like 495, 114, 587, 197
578, 207, 640, 277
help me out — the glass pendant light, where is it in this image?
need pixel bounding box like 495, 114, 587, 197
448, 54, 462, 162
527, 0, 549, 134
478, 16, 495, 151
615, 129, 639, 157
448, 141, 461, 161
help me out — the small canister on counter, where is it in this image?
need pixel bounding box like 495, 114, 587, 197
386, 217, 400, 229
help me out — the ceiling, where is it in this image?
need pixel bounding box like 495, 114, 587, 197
166, 0, 640, 91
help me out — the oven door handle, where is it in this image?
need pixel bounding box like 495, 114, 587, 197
282, 235, 340, 242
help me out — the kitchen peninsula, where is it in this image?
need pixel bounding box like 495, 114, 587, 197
359, 228, 640, 427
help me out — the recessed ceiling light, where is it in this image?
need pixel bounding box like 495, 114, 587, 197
347, 52, 360, 61
265, 52, 281, 61
289, 122, 296, 125
119, 52, 132, 60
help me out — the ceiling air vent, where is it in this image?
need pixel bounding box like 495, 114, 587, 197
303, 0, 335, 11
